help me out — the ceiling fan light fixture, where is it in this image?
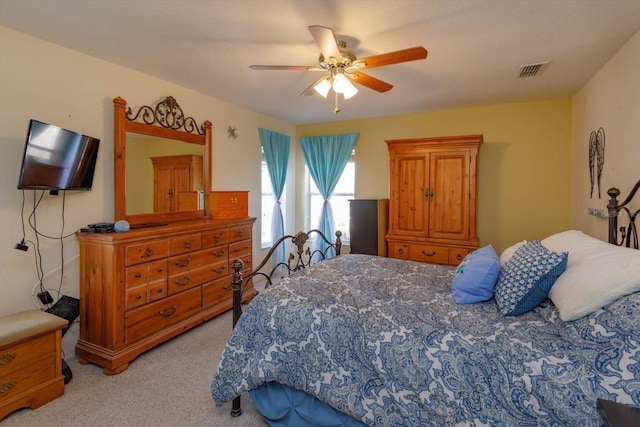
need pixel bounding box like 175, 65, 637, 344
313, 77, 332, 98
332, 71, 355, 94
342, 82, 358, 99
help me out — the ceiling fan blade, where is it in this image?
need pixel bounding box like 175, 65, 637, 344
300, 76, 329, 96
308, 25, 342, 62
352, 46, 428, 69
250, 65, 324, 71
348, 72, 394, 93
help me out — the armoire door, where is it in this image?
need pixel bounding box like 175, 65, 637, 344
428, 150, 471, 241
389, 153, 429, 237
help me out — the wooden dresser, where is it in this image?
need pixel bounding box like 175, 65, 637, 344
386, 135, 482, 266
75, 217, 255, 374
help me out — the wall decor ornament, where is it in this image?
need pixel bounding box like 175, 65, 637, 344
227, 126, 238, 139
588, 127, 605, 198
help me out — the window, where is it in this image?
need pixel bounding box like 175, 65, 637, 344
306, 149, 355, 244
261, 147, 286, 248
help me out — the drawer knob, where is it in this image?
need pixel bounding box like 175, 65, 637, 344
215, 235, 221, 242
184, 240, 192, 249
238, 230, 244, 236
145, 247, 154, 257
397, 248, 404, 254
212, 249, 226, 257
174, 276, 191, 286
456, 254, 463, 261
0, 380, 18, 396
134, 273, 142, 279
174, 256, 191, 268
156, 288, 163, 294
159, 305, 178, 318
213, 266, 226, 274
421, 250, 436, 257
136, 295, 142, 300
157, 268, 164, 273
0, 352, 16, 367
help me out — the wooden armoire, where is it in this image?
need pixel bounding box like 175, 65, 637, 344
385, 134, 482, 266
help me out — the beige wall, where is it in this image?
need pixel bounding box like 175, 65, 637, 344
296, 99, 573, 254
572, 30, 640, 241
0, 27, 296, 344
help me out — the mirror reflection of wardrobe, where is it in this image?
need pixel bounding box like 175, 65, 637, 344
151, 154, 203, 213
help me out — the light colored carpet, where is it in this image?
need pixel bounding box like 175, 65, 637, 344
2, 309, 269, 427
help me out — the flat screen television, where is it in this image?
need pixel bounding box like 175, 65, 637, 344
17, 119, 100, 191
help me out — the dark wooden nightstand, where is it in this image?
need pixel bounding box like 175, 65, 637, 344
597, 399, 640, 427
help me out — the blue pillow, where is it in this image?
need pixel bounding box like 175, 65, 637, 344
452, 245, 501, 304
494, 240, 568, 316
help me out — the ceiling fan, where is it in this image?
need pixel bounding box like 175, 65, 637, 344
250, 25, 428, 113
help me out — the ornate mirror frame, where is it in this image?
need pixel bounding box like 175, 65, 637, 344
113, 96, 212, 225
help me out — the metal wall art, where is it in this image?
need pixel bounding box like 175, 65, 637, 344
588, 127, 605, 198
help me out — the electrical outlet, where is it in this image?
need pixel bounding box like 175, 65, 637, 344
38, 291, 54, 304
14, 242, 28, 251
587, 208, 608, 218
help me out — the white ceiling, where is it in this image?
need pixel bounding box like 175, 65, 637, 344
1, 0, 639, 124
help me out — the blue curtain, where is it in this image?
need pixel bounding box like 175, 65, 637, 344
300, 133, 358, 257
258, 128, 290, 268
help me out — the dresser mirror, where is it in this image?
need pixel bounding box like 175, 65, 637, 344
114, 96, 212, 225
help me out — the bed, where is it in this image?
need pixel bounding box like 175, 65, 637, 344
211, 180, 640, 426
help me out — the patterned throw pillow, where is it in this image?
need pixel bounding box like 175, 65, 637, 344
452, 245, 501, 304
494, 240, 568, 316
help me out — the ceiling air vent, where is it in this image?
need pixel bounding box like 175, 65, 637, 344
517, 62, 549, 78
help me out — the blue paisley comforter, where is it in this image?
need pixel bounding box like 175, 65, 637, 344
210, 254, 640, 426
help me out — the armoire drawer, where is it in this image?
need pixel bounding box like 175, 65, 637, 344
408, 244, 450, 265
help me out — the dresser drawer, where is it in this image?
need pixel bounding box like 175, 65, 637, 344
229, 239, 251, 257
126, 260, 167, 288
125, 287, 202, 343
170, 233, 202, 255
168, 264, 222, 295
208, 244, 228, 260
148, 281, 168, 303
0, 333, 55, 375
168, 248, 221, 275
408, 244, 450, 265
202, 276, 232, 309
229, 226, 251, 243
230, 254, 252, 272
126, 284, 148, 310
125, 240, 169, 265
202, 229, 230, 248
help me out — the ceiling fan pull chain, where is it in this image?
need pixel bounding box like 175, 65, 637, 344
334, 92, 340, 115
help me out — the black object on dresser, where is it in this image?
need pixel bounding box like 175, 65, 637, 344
349, 199, 389, 256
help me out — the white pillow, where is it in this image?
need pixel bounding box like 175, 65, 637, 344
542, 230, 640, 321
499, 240, 526, 266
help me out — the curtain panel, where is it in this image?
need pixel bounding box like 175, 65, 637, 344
258, 128, 290, 267
300, 133, 358, 258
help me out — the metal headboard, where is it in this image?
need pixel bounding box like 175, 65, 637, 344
607, 179, 640, 249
